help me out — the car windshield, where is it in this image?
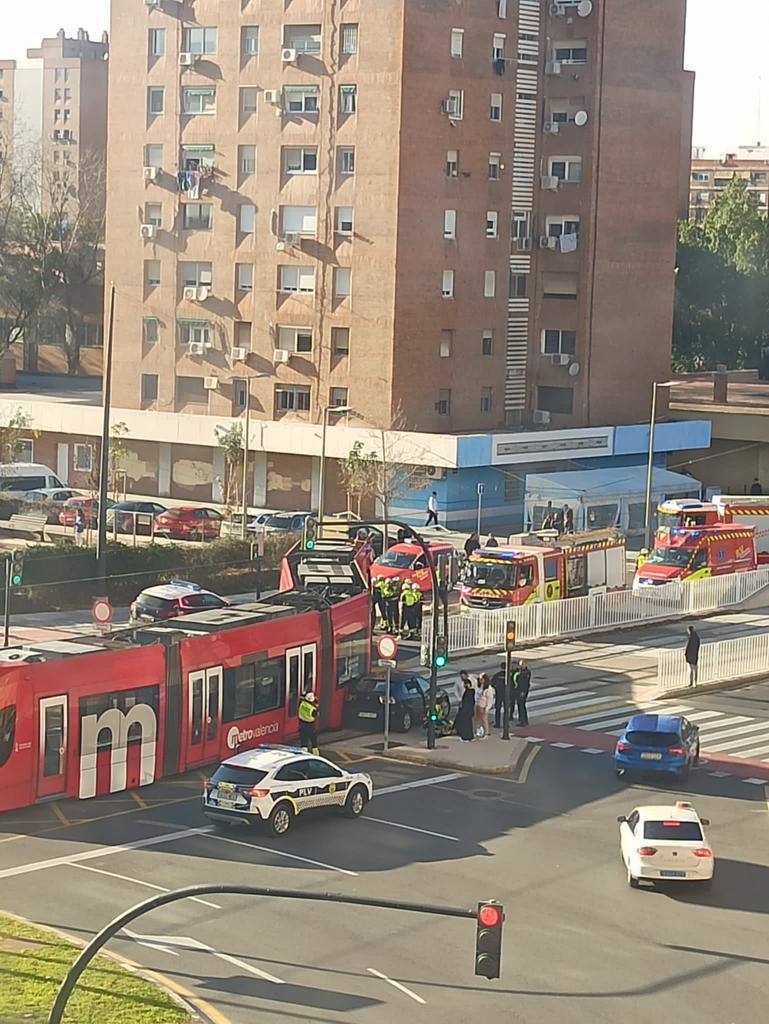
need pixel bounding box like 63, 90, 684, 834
647, 547, 693, 567
626, 730, 680, 748
643, 820, 703, 841
465, 562, 516, 587
210, 765, 268, 786
375, 551, 414, 568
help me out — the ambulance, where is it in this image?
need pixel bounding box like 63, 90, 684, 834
656, 497, 769, 564
459, 530, 627, 609
634, 523, 756, 587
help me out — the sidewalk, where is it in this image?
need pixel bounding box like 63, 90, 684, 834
329, 730, 533, 776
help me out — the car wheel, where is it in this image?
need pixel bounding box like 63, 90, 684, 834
693, 744, 700, 766
627, 866, 639, 889
267, 802, 294, 837
342, 785, 368, 819
398, 710, 413, 733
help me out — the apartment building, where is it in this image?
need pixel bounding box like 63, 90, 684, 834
0, 61, 15, 156
690, 147, 769, 221
22, 0, 708, 528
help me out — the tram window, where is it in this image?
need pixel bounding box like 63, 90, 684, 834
0, 706, 15, 768
223, 659, 283, 721
336, 628, 368, 687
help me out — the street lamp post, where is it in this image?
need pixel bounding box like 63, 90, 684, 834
241, 381, 251, 541
643, 380, 681, 548
318, 403, 352, 532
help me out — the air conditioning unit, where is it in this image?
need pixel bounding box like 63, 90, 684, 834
188, 342, 205, 355
282, 231, 300, 245
425, 466, 447, 480
549, 3, 566, 15
140, 224, 157, 240
179, 53, 196, 67
183, 286, 199, 301
231, 347, 247, 361
541, 175, 560, 190
533, 410, 552, 425
281, 47, 297, 63
545, 61, 562, 75
204, 376, 219, 390
143, 165, 158, 181
272, 348, 291, 364
551, 354, 571, 366
539, 235, 557, 250
441, 98, 459, 117
577, 0, 594, 16
264, 89, 280, 104
196, 287, 210, 302
544, 121, 560, 134
144, 0, 161, 6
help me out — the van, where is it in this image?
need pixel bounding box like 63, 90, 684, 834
0, 464, 64, 494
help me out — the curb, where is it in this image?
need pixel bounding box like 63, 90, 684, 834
657, 671, 769, 700
1, 910, 231, 1024
334, 739, 534, 778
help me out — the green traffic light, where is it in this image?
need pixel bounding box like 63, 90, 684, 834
11, 574, 21, 586
434, 654, 447, 668
306, 539, 315, 550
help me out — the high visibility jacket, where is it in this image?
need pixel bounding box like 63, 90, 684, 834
635, 554, 647, 570
298, 699, 319, 724
402, 589, 418, 607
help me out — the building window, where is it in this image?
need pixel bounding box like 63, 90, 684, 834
335, 207, 354, 235
443, 209, 457, 240
74, 443, 93, 472
440, 329, 453, 358
490, 93, 502, 121
141, 374, 159, 404
334, 267, 351, 298
446, 149, 459, 178
340, 85, 357, 114
450, 28, 464, 58
332, 326, 350, 355
498, 0, 508, 16
242, 26, 259, 57
482, 330, 494, 356
330, 387, 349, 407
182, 203, 213, 230
182, 87, 216, 115
239, 204, 256, 233
178, 319, 211, 346
493, 33, 506, 60
691, 171, 709, 183
542, 329, 576, 355
176, 376, 208, 406
145, 143, 163, 168
543, 272, 578, 299
341, 24, 358, 54
236, 264, 254, 292
486, 211, 498, 238
279, 266, 315, 294
537, 386, 574, 415
182, 27, 217, 54
281, 206, 317, 236
276, 385, 311, 413
278, 326, 313, 353
284, 146, 317, 174
284, 85, 319, 114
240, 87, 258, 114
436, 389, 451, 416
181, 261, 213, 288
149, 28, 166, 56
144, 202, 162, 227
484, 270, 496, 297
147, 87, 164, 115
338, 147, 355, 176
488, 152, 501, 180
441, 270, 454, 298
509, 273, 527, 298
143, 317, 159, 344
235, 322, 252, 351
284, 24, 322, 53
549, 157, 582, 183
233, 378, 248, 410
554, 43, 587, 65
238, 146, 256, 177
145, 259, 161, 288
445, 89, 464, 120
480, 387, 493, 413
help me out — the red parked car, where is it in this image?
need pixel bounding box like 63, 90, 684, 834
58, 496, 114, 528
153, 506, 223, 541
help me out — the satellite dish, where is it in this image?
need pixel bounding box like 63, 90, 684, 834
574, 110, 588, 127
577, 0, 593, 16
568, 362, 581, 377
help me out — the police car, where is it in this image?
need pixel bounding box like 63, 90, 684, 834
618, 801, 714, 889
202, 745, 374, 836
129, 580, 229, 623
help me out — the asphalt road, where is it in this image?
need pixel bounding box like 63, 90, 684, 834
0, 744, 767, 1023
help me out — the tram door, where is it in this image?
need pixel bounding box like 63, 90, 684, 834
186, 667, 223, 765
286, 644, 317, 736
37, 695, 68, 798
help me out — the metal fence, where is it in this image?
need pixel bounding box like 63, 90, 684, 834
421, 567, 769, 663
657, 631, 769, 692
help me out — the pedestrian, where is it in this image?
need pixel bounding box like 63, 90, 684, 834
684, 625, 700, 687
490, 660, 507, 729
485, 532, 499, 548
384, 577, 401, 634
635, 548, 649, 571
297, 691, 320, 754
565, 506, 574, 533
425, 491, 439, 527
553, 506, 565, 534
750, 477, 763, 496
74, 507, 85, 547
453, 669, 470, 709
513, 659, 531, 726
541, 500, 554, 530
454, 677, 476, 741
464, 531, 481, 557
475, 674, 493, 738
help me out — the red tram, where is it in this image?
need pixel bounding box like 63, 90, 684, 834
0, 547, 370, 814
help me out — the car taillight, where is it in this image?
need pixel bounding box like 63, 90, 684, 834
637, 847, 658, 857
616, 740, 632, 752
245, 787, 269, 798
667, 746, 686, 756
692, 848, 712, 858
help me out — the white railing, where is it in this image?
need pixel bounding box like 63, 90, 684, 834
657, 632, 769, 692
421, 566, 769, 662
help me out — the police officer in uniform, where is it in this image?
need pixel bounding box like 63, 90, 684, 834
635, 548, 649, 571
384, 576, 401, 634
371, 576, 387, 630
400, 583, 418, 637
412, 582, 423, 635
298, 691, 320, 754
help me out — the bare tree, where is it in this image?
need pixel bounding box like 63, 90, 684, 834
214, 422, 244, 512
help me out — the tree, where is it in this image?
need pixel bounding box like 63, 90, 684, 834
109, 422, 130, 498
339, 441, 376, 516
0, 408, 36, 463
214, 422, 244, 511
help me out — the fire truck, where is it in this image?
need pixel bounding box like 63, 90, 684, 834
656, 497, 769, 564
634, 523, 756, 587
459, 530, 627, 609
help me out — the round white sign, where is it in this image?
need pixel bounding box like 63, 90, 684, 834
92, 599, 113, 624
376, 634, 398, 660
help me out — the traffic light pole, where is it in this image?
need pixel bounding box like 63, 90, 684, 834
502, 649, 511, 741
2, 556, 10, 648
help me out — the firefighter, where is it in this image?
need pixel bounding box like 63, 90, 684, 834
400, 582, 418, 638
298, 691, 320, 754
635, 548, 649, 571
383, 576, 401, 633
411, 582, 424, 637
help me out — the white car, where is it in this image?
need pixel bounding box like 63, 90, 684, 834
202, 745, 373, 836
618, 801, 714, 889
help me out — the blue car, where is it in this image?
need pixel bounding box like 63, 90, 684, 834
614, 714, 700, 780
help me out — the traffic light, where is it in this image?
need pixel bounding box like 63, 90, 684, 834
9, 550, 25, 588
433, 633, 448, 668
505, 620, 516, 653
474, 901, 503, 979
302, 516, 317, 550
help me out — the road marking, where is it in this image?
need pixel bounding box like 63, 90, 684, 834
202, 831, 359, 876
523, 736, 545, 743
366, 967, 426, 1005
373, 773, 464, 797
705, 724, 769, 750
579, 705, 692, 731
124, 928, 285, 984
698, 716, 754, 734
731, 742, 769, 759
580, 748, 604, 754
364, 816, 459, 842
50, 803, 70, 827
550, 742, 574, 749
70, 862, 222, 909
129, 790, 148, 810
336, 750, 352, 763
544, 700, 634, 724
516, 743, 540, 785
0, 825, 211, 880
741, 778, 766, 785
708, 771, 730, 778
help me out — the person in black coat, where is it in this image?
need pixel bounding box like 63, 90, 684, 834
685, 625, 701, 687
454, 678, 476, 741
464, 532, 481, 557
490, 661, 507, 729
513, 659, 531, 726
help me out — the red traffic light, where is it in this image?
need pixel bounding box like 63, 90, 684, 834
478, 904, 502, 928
